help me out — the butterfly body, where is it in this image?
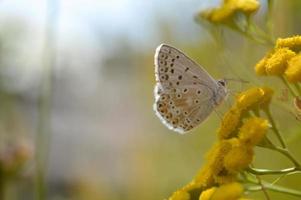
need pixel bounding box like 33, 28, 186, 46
153, 44, 228, 134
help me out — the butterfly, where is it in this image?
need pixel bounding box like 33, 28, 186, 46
153, 44, 228, 134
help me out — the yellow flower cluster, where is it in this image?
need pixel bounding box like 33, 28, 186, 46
219, 87, 272, 139
168, 87, 271, 200
199, 182, 244, 200
255, 35, 301, 83
199, 0, 260, 23
276, 35, 301, 52
285, 54, 301, 83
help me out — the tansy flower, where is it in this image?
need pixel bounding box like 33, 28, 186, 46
199, 0, 260, 24
254, 51, 274, 76
265, 48, 296, 75
255, 56, 268, 75
234, 0, 260, 14
285, 53, 301, 83
218, 107, 242, 140
259, 87, 274, 108
235, 87, 263, 110
235, 87, 274, 111
168, 189, 190, 200
200, 182, 244, 200
199, 187, 216, 200
169, 141, 235, 199
276, 35, 301, 52
224, 138, 254, 172
204, 141, 239, 184
238, 117, 269, 146
200, 5, 234, 23
205, 141, 232, 173
192, 141, 234, 188
214, 172, 238, 185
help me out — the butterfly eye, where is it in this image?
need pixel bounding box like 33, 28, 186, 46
218, 80, 226, 86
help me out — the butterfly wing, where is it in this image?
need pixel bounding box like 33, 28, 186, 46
153, 44, 223, 133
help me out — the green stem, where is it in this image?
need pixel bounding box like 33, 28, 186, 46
258, 137, 301, 169
266, 0, 275, 40
247, 20, 275, 45
247, 184, 301, 197
35, 0, 59, 199
293, 83, 301, 96
264, 108, 286, 148
280, 76, 297, 97
250, 164, 271, 200
272, 147, 301, 168
234, 25, 267, 45
247, 166, 300, 175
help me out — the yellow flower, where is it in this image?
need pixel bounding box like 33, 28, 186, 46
192, 164, 215, 189
285, 54, 301, 83
218, 107, 242, 140
235, 87, 264, 110
255, 56, 268, 75
214, 173, 238, 185
224, 139, 254, 172
235, 87, 274, 111
205, 141, 232, 172
169, 189, 190, 200
234, 0, 260, 14
238, 117, 269, 146
265, 48, 296, 75
199, 0, 259, 24
199, 187, 216, 200
254, 51, 274, 76
260, 87, 274, 107
276, 35, 301, 52
200, 5, 235, 23
209, 182, 244, 200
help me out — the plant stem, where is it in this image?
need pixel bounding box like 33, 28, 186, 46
247, 20, 275, 46
258, 137, 300, 169
266, 0, 275, 40
250, 164, 271, 200
35, 0, 59, 199
272, 147, 301, 168
247, 166, 300, 175
280, 76, 297, 97
264, 108, 286, 148
247, 184, 301, 197
294, 83, 301, 96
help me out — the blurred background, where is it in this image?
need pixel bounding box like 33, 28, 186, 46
0, 0, 300, 199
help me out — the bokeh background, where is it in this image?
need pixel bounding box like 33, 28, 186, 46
0, 0, 300, 199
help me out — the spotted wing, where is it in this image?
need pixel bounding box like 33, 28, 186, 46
153, 44, 220, 133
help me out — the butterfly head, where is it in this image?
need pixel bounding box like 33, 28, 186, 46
214, 79, 228, 106
217, 79, 227, 87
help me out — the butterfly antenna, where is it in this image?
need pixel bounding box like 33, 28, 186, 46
224, 78, 249, 84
